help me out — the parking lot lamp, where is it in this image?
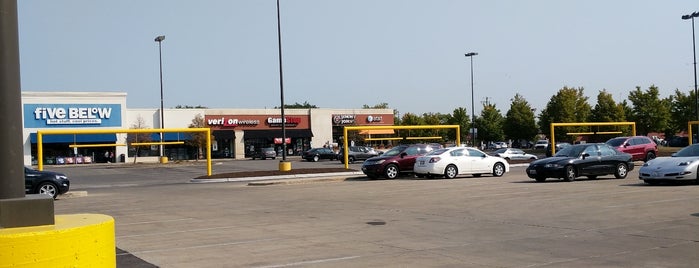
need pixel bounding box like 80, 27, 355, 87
465, 52, 478, 147
155, 35, 165, 158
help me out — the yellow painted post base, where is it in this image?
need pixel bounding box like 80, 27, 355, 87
279, 161, 292, 171
160, 156, 169, 164
0, 214, 115, 268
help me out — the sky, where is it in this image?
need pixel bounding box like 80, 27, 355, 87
17, 1, 699, 117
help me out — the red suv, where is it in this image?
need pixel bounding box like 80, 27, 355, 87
605, 136, 657, 162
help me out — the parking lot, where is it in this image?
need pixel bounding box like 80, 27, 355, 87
53, 159, 699, 267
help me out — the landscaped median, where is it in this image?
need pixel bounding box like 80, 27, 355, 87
189, 168, 364, 185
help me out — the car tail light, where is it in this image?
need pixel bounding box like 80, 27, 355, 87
429, 157, 441, 163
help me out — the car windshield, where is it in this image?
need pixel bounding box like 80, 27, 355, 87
674, 144, 699, 157
606, 138, 626, 147
382, 146, 406, 156
554, 145, 586, 157
426, 148, 449, 156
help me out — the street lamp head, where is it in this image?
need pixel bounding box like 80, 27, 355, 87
465, 52, 478, 57
154, 35, 165, 42
682, 12, 699, 20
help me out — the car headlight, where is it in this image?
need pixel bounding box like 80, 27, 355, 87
56, 175, 68, 180
678, 160, 696, 166
642, 162, 650, 167
374, 159, 385, 165
545, 163, 562, 168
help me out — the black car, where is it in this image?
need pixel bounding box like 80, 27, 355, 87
25, 166, 70, 199
526, 143, 633, 182
302, 148, 338, 162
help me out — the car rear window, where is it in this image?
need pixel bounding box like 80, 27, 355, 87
606, 138, 626, 147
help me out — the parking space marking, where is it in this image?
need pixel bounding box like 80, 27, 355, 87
255, 256, 361, 268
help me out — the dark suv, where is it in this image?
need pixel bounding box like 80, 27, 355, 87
361, 144, 440, 179
251, 147, 277, 160
605, 136, 658, 162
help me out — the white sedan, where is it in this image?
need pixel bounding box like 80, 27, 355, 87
493, 148, 538, 161
414, 147, 510, 179
639, 144, 699, 185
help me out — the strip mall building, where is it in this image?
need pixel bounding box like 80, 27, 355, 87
21, 92, 394, 165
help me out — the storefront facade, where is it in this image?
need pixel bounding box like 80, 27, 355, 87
21, 91, 395, 165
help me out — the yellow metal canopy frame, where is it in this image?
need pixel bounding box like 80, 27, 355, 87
36, 128, 212, 176
342, 125, 460, 169
688, 121, 699, 145
550, 122, 636, 155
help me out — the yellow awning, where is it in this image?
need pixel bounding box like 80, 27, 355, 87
358, 129, 395, 135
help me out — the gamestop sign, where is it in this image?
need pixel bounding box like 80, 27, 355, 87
24, 104, 122, 128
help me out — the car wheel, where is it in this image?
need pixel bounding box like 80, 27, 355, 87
348, 156, 356, 164
645, 151, 656, 162
492, 162, 506, 177
529, 156, 537, 160
252, 157, 256, 160
444, 164, 458, 179
313, 155, 320, 162
37, 182, 58, 199
614, 163, 628, 179
563, 165, 576, 182
384, 164, 399, 179
272, 157, 276, 160
535, 177, 546, 182
261, 157, 266, 160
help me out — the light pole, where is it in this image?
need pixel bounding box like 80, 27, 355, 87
155, 35, 165, 158
465, 52, 478, 147
276, 0, 290, 169
683, 12, 699, 122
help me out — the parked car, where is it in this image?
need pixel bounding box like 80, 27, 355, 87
250, 147, 276, 160
605, 136, 657, 162
493, 148, 538, 161
545, 142, 571, 157
526, 143, 634, 182
361, 144, 440, 179
534, 140, 549, 149
338, 146, 381, 164
638, 144, 699, 185
302, 148, 338, 162
25, 166, 70, 199
414, 147, 509, 179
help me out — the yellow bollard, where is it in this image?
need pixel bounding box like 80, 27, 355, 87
160, 156, 168, 164
279, 161, 291, 171
0, 214, 116, 267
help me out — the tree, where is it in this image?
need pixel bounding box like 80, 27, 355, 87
126, 115, 152, 164
590, 90, 629, 135
174, 105, 208, 109
362, 102, 390, 109
445, 107, 470, 143
667, 89, 695, 136
186, 114, 211, 160
399, 112, 424, 139
538, 86, 591, 141
476, 103, 504, 144
627, 85, 670, 135
276, 101, 318, 109
503, 94, 537, 145
422, 112, 446, 142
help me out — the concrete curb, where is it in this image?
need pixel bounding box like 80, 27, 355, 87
189, 172, 364, 184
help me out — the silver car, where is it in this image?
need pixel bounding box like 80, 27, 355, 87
493, 148, 538, 161
638, 144, 699, 185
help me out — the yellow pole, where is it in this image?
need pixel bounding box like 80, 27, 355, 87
38, 132, 43, 171
456, 126, 460, 146
206, 128, 212, 176
343, 127, 349, 169
550, 123, 556, 156
690, 122, 693, 145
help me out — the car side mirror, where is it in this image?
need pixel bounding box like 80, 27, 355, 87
400, 152, 407, 158
671, 153, 676, 157
582, 153, 590, 159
